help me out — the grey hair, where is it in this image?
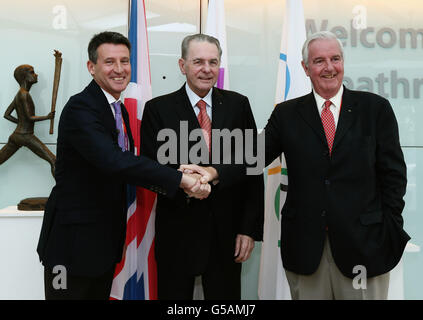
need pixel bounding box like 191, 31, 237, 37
181, 33, 222, 60
302, 31, 344, 67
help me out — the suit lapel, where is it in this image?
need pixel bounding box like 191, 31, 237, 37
173, 85, 226, 130
87, 80, 134, 151
87, 80, 116, 131
211, 88, 225, 130
121, 103, 135, 152
174, 85, 201, 130
173, 85, 211, 162
332, 87, 357, 150
297, 92, 327, 146
297, 88, 358, 153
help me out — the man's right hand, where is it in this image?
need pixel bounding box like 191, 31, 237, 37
179, 173, 211, 200
179, 164, 218, 184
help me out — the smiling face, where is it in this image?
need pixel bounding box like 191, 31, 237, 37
87, 43, 131, 99
302, 38, 344, 99
178, 40, 220, 98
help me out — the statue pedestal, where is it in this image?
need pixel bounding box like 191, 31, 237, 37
0, 206, 44, 299
17, 197, 48, 211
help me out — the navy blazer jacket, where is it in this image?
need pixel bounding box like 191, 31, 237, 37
37, 80, 182, 277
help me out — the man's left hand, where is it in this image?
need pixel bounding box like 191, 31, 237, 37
234, 234, 255, 263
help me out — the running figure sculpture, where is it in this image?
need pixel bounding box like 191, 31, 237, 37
0, 64, 56, 176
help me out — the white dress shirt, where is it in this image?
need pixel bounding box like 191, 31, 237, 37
101, 88, 122, 118
185, 83, 213, 121
313, 86, 344, 128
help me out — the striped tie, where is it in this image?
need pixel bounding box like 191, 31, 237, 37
112, 101, 127, 151
196, 99, 211, 154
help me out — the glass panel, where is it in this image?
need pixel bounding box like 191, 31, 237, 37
0, 0, 128, 208
146, 0, 201, 97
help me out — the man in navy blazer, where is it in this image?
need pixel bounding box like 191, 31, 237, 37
263, 31, 410, 299
37, 31, 209, 300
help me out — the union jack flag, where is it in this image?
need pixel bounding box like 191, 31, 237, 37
110, 0, 157, 300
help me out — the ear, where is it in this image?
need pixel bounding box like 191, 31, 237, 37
178, 58, 186, 75
301, 61, 310, 77
87, 60, 95, 76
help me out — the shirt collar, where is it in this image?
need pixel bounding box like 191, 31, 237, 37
313, 85, 344, 111
101, 88, 121, 105
185, 83, 213, 108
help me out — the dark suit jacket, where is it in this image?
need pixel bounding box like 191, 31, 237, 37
140, 85, 264, 274
264, 87, 410, 279
37, 80, 182, 277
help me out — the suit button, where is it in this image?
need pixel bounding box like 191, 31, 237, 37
323, 150, 329, 157
321, 210, 326, 217
324, 179, 330, 186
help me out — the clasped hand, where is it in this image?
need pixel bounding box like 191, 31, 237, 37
178, 164, 218, 200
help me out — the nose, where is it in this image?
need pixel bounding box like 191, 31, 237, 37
324, 59, 334, 71
114, 62, 124, 74
202, 62, 211, 73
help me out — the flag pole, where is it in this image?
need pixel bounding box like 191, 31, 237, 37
200, 0, 209, 34
128, 0, 131, 33
258, 0, 310, 300
200, 0, 202, 33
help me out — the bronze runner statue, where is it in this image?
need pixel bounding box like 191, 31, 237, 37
0, 51, 62, 210
0, 64, 56, 176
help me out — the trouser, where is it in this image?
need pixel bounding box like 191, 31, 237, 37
285, 236, 390, 300
44, 266, 115, 300
157, 238, 241, 300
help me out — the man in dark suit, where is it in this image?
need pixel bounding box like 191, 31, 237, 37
262, 31, 410, 299
37, 31, 209, 300
140, 34, 264, 299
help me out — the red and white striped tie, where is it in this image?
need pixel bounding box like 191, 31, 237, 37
321, 100, 336, 155
196, 99, 211, 154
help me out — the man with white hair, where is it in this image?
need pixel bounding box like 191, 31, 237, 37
262, 31, 410, 299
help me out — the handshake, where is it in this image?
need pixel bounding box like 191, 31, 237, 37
178, 164, 218, 200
